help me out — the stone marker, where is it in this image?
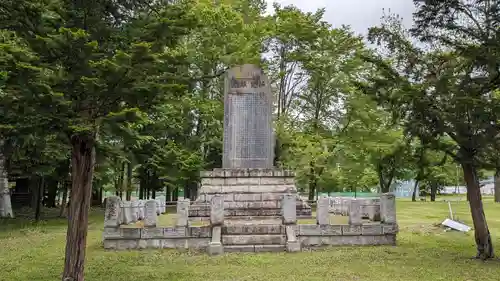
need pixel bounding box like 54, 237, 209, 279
380, 193, 396, 224
155, 199, 161, 215
208, 226, 223, 255
285, 225, 300, 252
349, 199, 362, 225
222, 64, 274, 169
144, 200, 157, 227
316, 196, 329, 225
176, 199, 190, 227
104, 196, 121, 227
121, 201, 132, 224
0, 152, 13, 218
210, 195, 224, 226
137, 200, 145, 220
130, 200, 139, 223
282, 193, 296, 225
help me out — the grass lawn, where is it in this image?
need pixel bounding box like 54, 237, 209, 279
1, 197, 500, 281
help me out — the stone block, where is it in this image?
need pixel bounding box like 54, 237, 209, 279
298, 225, 322, 236
103, 227, 121, 239
316, 197, 329, 225
282, 193, 296, 224
199, 185, 222, 193
116, 239, 138, 250
255, 245, 286, 252
349, 199, 362, 225
187, 238, 210, 249
121, 228, 141, 239
223, 224, 283, 235
382, 223, 399, 234
222, 235, 285, 245
103, 240, 118, 249
104, 196, 121, 227
259, 177, 286, 185
361, 224, 383, 235
225, 185, 249, 193
223, 193, 234, 201
224, 245, 255, 252
208, 242, 224, 255
138, 239, 161, 249
341, 225, 362, 235
210, 196, 224, 225
144, 200, 157, 227
176, 199, 190, 227
261, 192, 284, 201
285, 225, 297, 242
233, 193, 261, 201
200, 171, 214, 178
319, 225, 342, 235
380, 193, 397, 224
189, 226, 211, 237
164, 227, 187, 237
141, 227, 164, 239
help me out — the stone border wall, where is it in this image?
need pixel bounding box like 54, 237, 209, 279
102, 193, 398, 253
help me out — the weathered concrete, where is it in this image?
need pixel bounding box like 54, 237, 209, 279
144, 200, 157, 227
104, 196, 121, 227
316, 197, 329, 225
349, 199, 362, 225
176, 199, 190, 227
380, 193, 396, 224
223, 64, 274, 169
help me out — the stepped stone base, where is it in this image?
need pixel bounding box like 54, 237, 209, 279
189, 168, 312, 220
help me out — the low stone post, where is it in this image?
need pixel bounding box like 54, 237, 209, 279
144, 200, 158, 227
155, 199, 161, 215
104, 196, 122, 227
380, 193, 396, 224
121, 201, 132, 224
282, 193, 300, 252
130, 200, 139, 223
208, 195, 224, 255
176, 199, 190, 227
348, 198, 362, 225
138, 200, 145, 220
316, 196, 329, 225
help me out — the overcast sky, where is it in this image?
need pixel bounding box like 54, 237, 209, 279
265, 0, 416, 36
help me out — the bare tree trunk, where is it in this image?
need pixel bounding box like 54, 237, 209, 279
0, 149, 14, 218
59, 184, 68, 218
430, 183, 437, 202
35, 176, 45, 222
412, 180, 419, 202
126, 162, 132, 201
462, 162, 494, 259
494, 169, 500, 203
62, 135, 95, 281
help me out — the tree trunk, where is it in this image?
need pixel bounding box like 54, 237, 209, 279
461, 161, 494, 260
35, 176, 45, 221
412, 180, 419, 202
166, 185, 171, 202
494, 169, 500, 203
430, 183, 437, 202
46, 179, 58, 208
59, 182, 69, 217
126, 162, 132, 201
152, 190, 156, 199
62, 135, 95, 281
0, 150, 14, 218
308, 164, 316, 201
138, 180, 144, 200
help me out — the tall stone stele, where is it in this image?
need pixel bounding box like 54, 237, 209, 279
189, 64, 311, 220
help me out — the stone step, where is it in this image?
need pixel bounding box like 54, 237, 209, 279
224, 244, 286, 253
222, 234, 286, 245
223, 224, 284, 235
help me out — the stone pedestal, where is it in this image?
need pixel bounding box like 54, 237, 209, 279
189, 168, 311, 220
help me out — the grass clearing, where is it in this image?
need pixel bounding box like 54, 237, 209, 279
1, 197, 500, 281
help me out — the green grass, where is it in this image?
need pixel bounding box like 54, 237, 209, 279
1, 197, 500, 281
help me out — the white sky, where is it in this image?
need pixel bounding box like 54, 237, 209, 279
265, 0, 416, 35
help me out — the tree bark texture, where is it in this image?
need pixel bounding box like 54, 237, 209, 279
59, 183, 68, 218
461, 162, 494, 259
494, 169, 500, 203
411, 180, 419, 202
62, 134, 95, 281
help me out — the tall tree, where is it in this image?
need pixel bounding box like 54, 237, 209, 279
359, 7, 499, 259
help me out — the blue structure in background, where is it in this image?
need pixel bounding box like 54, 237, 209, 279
391, 180, 418, 198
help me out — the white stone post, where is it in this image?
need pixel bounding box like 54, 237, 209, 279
348, 198, 362, 225
104, 196, 122, 227
282, 193, 296, 225
316, 196, 329, 225
144, 200, 157, 227
176, 199, 190, 227
208, 195, 224, 255
380, 193, 396, 224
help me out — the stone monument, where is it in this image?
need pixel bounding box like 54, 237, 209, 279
189, 64, 312, 221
